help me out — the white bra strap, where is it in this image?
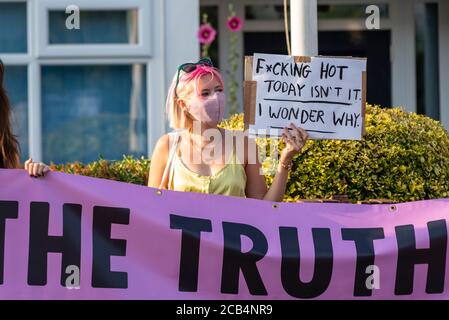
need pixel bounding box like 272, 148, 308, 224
159, 131, 180, 189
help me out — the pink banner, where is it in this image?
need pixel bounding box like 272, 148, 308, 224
0, 169, 448, 299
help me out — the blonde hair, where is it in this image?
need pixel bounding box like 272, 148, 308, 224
165, 65, 224, 129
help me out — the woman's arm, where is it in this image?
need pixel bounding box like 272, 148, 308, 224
147, 134, 170, 188
244, 137, 269, 200
245, 123, 308, 202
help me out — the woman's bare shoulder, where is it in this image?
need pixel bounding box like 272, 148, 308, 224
152, 133, 171, 160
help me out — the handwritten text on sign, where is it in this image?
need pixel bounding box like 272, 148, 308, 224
251, 53, 367, 140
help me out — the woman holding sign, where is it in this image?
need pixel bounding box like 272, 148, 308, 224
0, 60, 49, 176
148, 58, 308, 201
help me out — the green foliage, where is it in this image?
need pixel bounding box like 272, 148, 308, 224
220, 105, 449, 202
52, 105, 449, 203
50, 155, 151, 186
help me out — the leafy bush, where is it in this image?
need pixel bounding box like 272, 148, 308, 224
50, 155, 151, 186
52, 105, 449, 202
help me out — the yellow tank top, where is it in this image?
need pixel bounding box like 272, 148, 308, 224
167, 132, 247, 198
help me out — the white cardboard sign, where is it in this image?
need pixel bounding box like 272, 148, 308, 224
247, 53, 367, 140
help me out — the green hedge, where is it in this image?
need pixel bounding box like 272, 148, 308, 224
51, 105, 449, 202
51, 155, 151, 186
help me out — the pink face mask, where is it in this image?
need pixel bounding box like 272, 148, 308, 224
185, 92, 226, 126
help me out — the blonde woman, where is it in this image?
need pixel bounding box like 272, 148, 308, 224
148, 58, 308, 201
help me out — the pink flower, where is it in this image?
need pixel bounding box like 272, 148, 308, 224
227, 16, 243, 32
198, 24, 216, 45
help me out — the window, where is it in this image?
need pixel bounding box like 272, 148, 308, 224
49, 10, 139, 45
317, 4, 389, 19
0, 2, 27, 53
245, 4, 389, 20
4, 66, 28, 162
37, 0, 151, 57
41, 64, 147, 164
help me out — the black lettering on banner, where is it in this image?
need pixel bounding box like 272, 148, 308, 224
0, 201, 19, 284
279, 227, 333, 299
92, 206, 129, 289
28, 202, 81, 286
221, 222, 268, 295
341, 228, 385, 296
395, 220, 447, 295
170, 214, 212, 292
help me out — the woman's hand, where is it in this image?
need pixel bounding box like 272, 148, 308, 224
280, 123, 309, 163
24, 158, 50, 177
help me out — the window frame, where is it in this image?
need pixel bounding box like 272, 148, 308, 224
36, 0, 152, 58
39, 59, 151, 163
